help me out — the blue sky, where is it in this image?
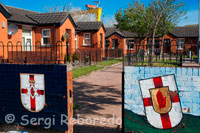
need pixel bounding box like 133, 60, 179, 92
1, 0, 198, 26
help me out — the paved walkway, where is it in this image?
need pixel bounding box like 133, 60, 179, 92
73, 63, 122, 133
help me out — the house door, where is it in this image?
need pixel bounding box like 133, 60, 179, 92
164, 39, 171, 53
22, 29, 32, 51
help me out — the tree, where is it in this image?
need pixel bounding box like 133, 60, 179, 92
115, 0, 186, 52
43, 3, 98, 22
43, 3, 81, 13
156, 15, 175, 56
148, 0, 186, 55
115, 2, 148, 44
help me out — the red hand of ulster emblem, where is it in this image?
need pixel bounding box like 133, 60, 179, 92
31, 87, 35, 97
156, 90, 166, 108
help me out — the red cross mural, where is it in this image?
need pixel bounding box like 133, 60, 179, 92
20, 74, 45, 112
139, 75, 182, 129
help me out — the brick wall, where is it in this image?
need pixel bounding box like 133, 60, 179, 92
125, 66, 200, 116
0, 11, 8, 58
66, 65, 73, 133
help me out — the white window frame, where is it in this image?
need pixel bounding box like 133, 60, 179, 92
75, 34, 78, 49
127, 40, 135, 50
22, 28, 32, 51
177, 38, 185, 50
42, 29, 51, 46
83, 33, 91, 46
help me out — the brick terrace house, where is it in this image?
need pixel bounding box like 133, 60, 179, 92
0, 3, 105, 63
75, 22, 105, 61
105, 27, 138, 56
105, 26, 198, 55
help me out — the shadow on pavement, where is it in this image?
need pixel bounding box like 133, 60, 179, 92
74, 124, 121, 133
73, 81, 122, 117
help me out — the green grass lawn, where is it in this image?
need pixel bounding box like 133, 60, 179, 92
97, 59, 123, 66
72, 59, 123, 79
72, 65, 104, 79
133, 59, 180, 67
135, 62, 180, 67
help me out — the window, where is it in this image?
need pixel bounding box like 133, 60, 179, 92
112, 39, 118, 49
42, 29, 51, 45
127, 40, 135, 50
22, 29, 32, 51
83, 33, 91, 46
164, 39, 171, 46
100, 33, 103, 48
75, 34, 78, 49
177, 38, 185, 50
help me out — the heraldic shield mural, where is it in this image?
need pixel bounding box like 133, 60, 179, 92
20, 74, 45, 112
139, 74, 182, 129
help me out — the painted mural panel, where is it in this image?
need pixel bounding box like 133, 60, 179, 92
0, 64, 68, 130
124, 66, 200, 132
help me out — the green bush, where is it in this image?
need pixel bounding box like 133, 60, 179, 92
73, 52, 79, 62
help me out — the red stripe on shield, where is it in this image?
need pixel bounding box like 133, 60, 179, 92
160, 113, 172, 129
171, 94, 180, 103
30, 75, 34, 80
30, 96, 36, 111
37, 90, 44, 95
22, 89, 28, 94
30, 75, 36, 111
143, 98, 152, 107
153, 76, 172, 129
153, 77, 163, 88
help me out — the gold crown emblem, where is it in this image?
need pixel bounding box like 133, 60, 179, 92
29, 80, 35, 84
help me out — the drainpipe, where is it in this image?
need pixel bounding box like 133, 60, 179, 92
54, 24, 57, 44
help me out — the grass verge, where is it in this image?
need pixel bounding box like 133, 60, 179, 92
72, 65, 104, 79
97, 59, 122, 66
72, 59, 122, 79
135, 62, 180, 67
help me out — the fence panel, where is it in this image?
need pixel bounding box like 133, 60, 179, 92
124, 39, 198, 67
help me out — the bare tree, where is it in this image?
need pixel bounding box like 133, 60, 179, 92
148, 0, 186, 56
103, 16, 117, 27
43, 3, 80, 13
43, 3, 98, 22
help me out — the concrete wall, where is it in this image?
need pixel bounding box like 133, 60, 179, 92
125, 66, 200, 116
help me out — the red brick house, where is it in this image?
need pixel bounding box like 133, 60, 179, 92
105, 27, 138, 56
0, 3, 105, 63
75, 22, 106, 61
105, 26, 198, 55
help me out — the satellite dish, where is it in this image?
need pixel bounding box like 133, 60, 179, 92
8, 24, 18, 35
